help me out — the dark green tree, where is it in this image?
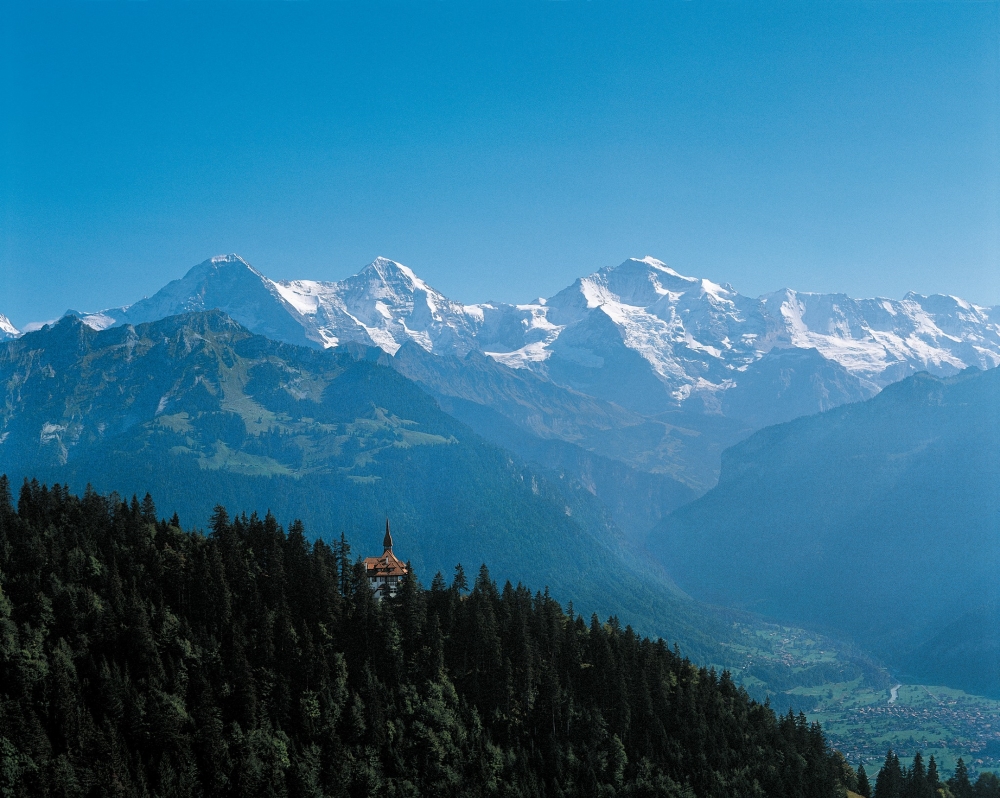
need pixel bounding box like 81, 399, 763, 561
950, 758, 973, 798
0, 481, 856, 798
875, 749, 903, 798
857, 763, 872, 798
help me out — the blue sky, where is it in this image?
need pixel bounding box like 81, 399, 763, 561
2, 1, 998, 328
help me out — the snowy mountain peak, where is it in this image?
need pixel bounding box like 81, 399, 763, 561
0, 313, 19, 340
578, 257, 719, 310
73, 253, 318, 347
211, 253, 248, 265
364, 256, 425, 288
270, 257, 486, 355
185, 253, 265, 281
347, 256, 438, 301
631, 256, 698, 282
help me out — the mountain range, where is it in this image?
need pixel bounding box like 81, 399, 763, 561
6, 253, 996, 497
65, 254, 1000, 405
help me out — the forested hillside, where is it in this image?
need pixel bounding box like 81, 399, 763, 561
0, 480, 854, 797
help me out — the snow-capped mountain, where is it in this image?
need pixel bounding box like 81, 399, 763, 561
272, 257, 487, 354
486, 256, 1000, 412
0, 314, 18, 341
70, 253, 1000, 417
758, 288, 1000, 387
78, 255, 319, 349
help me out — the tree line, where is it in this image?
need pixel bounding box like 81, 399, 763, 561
866, 749, 1000, 798
0, 478, 857, 796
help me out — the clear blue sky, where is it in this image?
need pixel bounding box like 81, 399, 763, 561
2, 1, 998, 328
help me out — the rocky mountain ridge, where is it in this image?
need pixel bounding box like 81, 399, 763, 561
59, 254, 999, 417
9, 253, 997, 494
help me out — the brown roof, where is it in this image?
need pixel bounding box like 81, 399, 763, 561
364, 549, 408, 577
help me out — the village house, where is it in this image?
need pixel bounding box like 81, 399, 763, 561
363, 520, 408, 601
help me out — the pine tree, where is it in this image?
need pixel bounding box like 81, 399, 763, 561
874, 749, 903, 798
0, 482, 856, 798
926, 755, 939, 793
336, 531, 352, 598
909, 751, 928, 798
140, 492, 157, 524
857, 763, 872, 798
949, 758, 973, 798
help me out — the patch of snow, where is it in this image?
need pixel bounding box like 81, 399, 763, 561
273, 281, 321, 316
22, 319, 59, 333
80, 312, 118, 331
40, 422, 66, 444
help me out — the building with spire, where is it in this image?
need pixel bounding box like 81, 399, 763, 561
363, 520, 408, 602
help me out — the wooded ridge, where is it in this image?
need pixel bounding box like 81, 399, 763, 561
0, 478, 854, 797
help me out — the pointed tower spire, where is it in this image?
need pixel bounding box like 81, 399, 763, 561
383, 518, 393, 553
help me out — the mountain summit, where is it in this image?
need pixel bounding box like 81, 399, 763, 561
79, 255, 318, 349
0, 314, 18, 341
272, 256, 486, 354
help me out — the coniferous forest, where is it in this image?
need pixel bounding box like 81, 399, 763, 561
0, 478, 856, 797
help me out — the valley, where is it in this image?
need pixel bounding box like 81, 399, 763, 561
724, 625, 1000, 776
804, 681, 1000, 776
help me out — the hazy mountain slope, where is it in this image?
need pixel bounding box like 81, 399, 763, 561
649, 366, 1000, 692
905, 603, 1000, 697
430, 394, 697, 539
0, 311, 746, 664
721, 347, 873, 428
388, 341, 728, 485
